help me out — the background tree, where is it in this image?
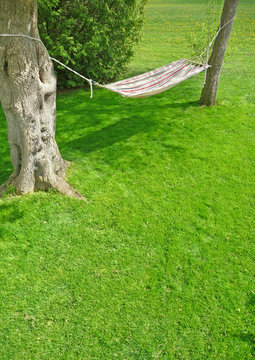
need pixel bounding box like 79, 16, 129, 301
0, 0, 81, 197
199, 0, 239, 106
37, 0, 147, 88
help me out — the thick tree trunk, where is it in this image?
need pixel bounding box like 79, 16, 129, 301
199, 0, 239, 106
0, 0, 82, 198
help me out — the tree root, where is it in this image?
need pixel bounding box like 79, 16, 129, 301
0, 172, 86, 200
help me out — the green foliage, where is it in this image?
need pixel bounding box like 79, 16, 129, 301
186, 0, 224, 61
37, 0, 147, 88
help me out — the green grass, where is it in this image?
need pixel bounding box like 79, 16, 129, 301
0, 0, 255, 359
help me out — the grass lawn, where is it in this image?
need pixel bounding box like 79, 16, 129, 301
0, 0, 255, 359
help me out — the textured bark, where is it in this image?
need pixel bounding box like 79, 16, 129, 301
199, 0, 239, 106
0, 0, 82, 198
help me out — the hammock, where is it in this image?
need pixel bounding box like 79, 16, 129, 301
102, 59, 208, 98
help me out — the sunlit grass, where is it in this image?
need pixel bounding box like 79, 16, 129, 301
0, 0, 254, 359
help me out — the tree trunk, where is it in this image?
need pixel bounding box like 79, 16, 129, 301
199, 0, 239, 106
0, 0, 82, 198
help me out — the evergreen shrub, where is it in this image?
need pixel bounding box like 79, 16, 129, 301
38, 0, 147, 88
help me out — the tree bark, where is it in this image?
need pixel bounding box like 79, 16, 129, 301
199, 0, 239, 106
0, 0, 82, 198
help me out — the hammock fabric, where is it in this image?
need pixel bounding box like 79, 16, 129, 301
102, 59, 209, 98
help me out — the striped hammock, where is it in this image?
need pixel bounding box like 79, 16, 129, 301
102, 59, 209, 98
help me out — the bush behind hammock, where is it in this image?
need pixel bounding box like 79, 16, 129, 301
38, 0, 147, 89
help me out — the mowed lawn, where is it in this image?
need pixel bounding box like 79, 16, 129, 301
0, 0, 255, 359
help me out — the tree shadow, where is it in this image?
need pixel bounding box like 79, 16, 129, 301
161, 99, 200, 110
233, 293, 255, 357
0, 202, 24, 224
56, 85, 199, 161
0, 157, 12, 185
64, 116, 156, 155
0, 202, 24, 239
0, 81, 201, 184
248, 292, 255, 306
236, 332, 255, 357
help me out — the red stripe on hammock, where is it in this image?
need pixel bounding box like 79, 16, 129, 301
120, 63, 189, 93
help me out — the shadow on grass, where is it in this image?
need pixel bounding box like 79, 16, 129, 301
160, 99, 200, 110
0, 157, 12, 185
0, 82, 200, 183
66, 116, 156, 155
234, 293, 255, 356
237, 332, 255, 356
0, 202, 24, 239
0, 203, 24, 224
56, 84, 199, 159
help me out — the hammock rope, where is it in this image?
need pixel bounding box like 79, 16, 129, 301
200, 17, 236, 86
0, 16, 235, 98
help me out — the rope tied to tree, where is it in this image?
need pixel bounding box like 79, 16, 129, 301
200, 16, 236, 86
0, 17, 236, 98
0, 34, 96, 98
49, 57, 99, 98
0, 33, 42, 42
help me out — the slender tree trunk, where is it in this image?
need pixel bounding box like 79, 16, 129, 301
199, 0, 239, 106
0, 0, 82, 198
